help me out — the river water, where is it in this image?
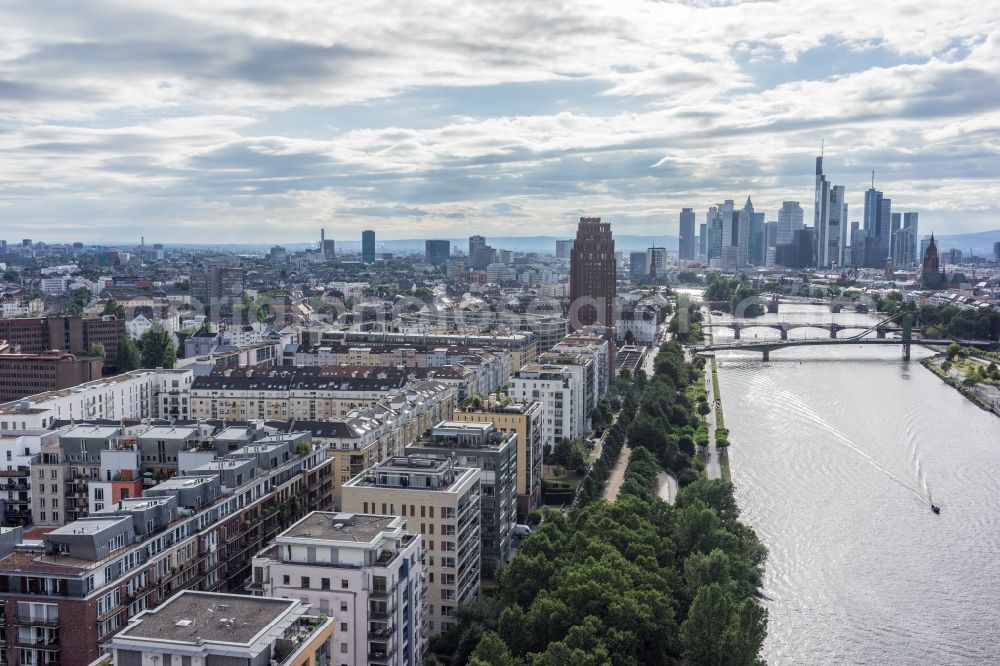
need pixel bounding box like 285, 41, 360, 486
710, 303, 1000, 665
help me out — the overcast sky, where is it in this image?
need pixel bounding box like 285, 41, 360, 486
1, 1, 998, 245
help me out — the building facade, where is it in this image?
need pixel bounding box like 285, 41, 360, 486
341, 457, 480, 636
252, 512, 423, 666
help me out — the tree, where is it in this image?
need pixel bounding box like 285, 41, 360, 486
67, 287, 91, 316
115, 336, 141, 373
469, 632, 521, 666
139, 325, 177, 369
102, 298, 126, 318
680, 583, 766, 666
87, 342, 106, 358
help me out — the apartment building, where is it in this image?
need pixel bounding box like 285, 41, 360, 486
111, 591, 335, 666
507, 364, 579, 450
553, 332, 611, 399
537, 350, 595, 435
341, 457, 480, 635
316, 331, 538, 370
188, 367, 411, 421
451, 398, 543, 513
252, 512, 424, 666
0, 368, 194, 431
0, 429, 59, 526
405, 422, 516, 570
0, 436, 334, 666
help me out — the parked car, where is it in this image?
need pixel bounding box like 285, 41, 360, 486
513, 524, 532, 538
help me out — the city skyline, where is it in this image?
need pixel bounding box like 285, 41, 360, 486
0, 2, 998, 243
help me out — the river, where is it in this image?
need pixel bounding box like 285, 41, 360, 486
710, 303, 1000, 665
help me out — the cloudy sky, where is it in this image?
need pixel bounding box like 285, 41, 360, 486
1, 1, 998, 245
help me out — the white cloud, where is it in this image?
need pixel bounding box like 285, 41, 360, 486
0, 0, 997, 241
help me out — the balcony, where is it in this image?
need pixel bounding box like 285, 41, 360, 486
368, 622, 396, 639
14, 615, 60, 628
16, 638, 60, 651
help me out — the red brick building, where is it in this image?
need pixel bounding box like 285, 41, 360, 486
0, 352, 104, 402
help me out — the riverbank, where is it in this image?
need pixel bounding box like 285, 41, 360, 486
704, 310, 730, 481
921, 353, 1000, 416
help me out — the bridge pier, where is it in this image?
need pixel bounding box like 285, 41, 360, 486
733, 325, 740, 340
829, 325, 838, 339
876, 327, 886, 339
780, 327, 788, 340
762, 349, 770, 361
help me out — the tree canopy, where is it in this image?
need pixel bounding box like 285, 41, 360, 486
139, 325, 176, 369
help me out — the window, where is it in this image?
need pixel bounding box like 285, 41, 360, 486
50, 470, 57, 480
340, 622, 347, 632
300, 577, 310, 588
341, 579, 349, 589
283, 575, 290, 585
340, 643, 348, 654
321, 578, 330, 590
340, 601, 348, 611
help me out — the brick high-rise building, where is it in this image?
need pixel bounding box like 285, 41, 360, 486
569, 217, 616, 328
0, 316, 124, 365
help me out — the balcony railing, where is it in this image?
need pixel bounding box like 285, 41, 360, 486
14, 615, 60, 627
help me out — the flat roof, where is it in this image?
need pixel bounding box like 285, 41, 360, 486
150, 475, 216, 490
281, 512, 400, 544
120, 591, 297, 645
62, 424, 120, 439
138, 425, 198, 440
49, 516, 130, 535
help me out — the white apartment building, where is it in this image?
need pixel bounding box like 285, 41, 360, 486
252, 512, 425, 666
508, 364, 580, 449
0, 368, 194, 430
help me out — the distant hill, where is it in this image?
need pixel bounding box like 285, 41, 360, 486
933, 230, 1000, 256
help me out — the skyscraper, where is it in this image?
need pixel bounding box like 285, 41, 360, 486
679, 208, 696, 260
425, 239, 451, 266
749, 211, 766, 266
815, 157, 847, 268
777, 201, 804, 246
736, 197, 753, 268
698, 223, 707, 258
903, 212, 919, 267
569, 217, 616, 327
555, 239, 574, 258
469, 235, 496, 269
863, 175, 892, 267
362, 229, 376, 263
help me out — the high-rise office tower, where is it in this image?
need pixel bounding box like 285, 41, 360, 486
863, 174, 892, 267
555, 239, 574, 259
629, 251, 647, 281
698, 223, 707, 258
425, 240, 451, 266
468, 235, 496, 270
679, 208, 696, 260
749, 211, 766, 265
903, 212, 919, 267
777, 201, 804, 246
469, 235, 486, 257
569, 217, 616, 327
362, 229, 376, 263
814, 157, 847, 268
736, 197, 753, 268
